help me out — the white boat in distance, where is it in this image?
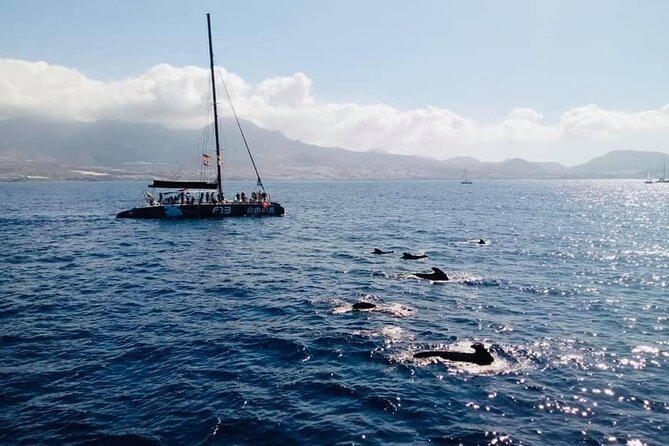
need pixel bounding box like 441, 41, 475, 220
461, 167, 473, 184
644, 168, 654, 184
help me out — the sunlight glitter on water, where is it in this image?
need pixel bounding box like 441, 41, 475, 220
2, 179, 668, 445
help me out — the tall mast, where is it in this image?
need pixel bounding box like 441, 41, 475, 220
206, 13, 223, 194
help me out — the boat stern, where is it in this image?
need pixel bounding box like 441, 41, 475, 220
272, 202, 285, 216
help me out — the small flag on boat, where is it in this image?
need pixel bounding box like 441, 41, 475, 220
202, 154, 211, 166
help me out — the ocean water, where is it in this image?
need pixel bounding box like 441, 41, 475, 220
0, 179, 667, 445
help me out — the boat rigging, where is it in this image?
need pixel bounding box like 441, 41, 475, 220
117, 13, 284, 219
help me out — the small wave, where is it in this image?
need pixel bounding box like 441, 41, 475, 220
330, 295, 414, 317
207, 417, 296, 444
351, 324, 415, 346
364, 394, 401, 414
429, 430, 517, 446
521, 338, 636, 372
631, 344, 661, 355
301, 379, 358, 398
382, 302, 415, 317
78, 433, 162, 446
240, 334, 309, 362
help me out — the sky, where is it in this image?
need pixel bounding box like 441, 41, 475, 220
1, 0, 669, 165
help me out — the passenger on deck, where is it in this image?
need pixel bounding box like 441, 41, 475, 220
241, 192, 247, 202
236, 193, 241, 202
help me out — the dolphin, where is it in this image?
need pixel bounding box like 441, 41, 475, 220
402, 252, 428, 260
373, 248, 394, 254
413, 267, 449, 281
352, 302, 376, 310
413, 342, 494, 365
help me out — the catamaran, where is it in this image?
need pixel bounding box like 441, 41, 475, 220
117, 14, 285, 219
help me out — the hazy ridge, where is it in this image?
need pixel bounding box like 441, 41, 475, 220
1, 118, 668, 181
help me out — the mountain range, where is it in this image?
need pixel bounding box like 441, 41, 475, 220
1, 118, 668, 181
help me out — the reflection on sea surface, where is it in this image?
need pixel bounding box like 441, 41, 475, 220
0, 179, 667, 445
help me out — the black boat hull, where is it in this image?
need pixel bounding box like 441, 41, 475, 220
116, 202, 285, 219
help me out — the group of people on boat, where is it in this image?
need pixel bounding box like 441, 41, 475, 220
237, 191, 269, 203
148, 190, 269, 206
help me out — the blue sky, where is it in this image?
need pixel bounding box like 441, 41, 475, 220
2, 0, 669, 164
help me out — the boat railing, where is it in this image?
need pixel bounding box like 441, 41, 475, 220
147, 197, 272, 206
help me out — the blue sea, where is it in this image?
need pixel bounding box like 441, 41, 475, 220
1, 180, 667, 445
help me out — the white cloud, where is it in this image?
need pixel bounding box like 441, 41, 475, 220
508, 108, 544, 122
2, 58, 669, 165
560, 104, 669, 138
255, 72, 313, 107
482, 108, 559, 144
